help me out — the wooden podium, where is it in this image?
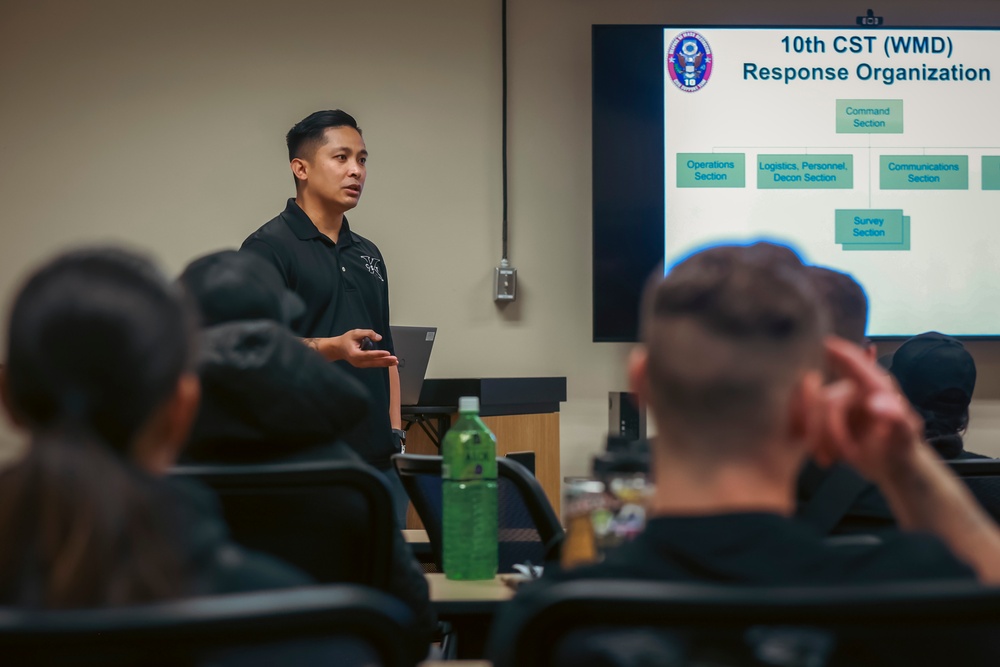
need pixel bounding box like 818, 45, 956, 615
401, 377, 566, 528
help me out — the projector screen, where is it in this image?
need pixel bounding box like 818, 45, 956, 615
592, 25, 1000, 340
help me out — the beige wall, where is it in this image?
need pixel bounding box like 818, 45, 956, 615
3, 0, 1000, 472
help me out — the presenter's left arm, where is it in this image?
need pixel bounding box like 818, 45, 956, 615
389, 365, 401, 430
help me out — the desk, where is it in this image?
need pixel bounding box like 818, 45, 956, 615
426, 573, 515, 659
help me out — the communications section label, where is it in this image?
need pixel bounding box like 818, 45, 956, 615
836, 99, 904, 134
835, 209, 905, 246
676, 153, 746, 188
757, 154, 853, 189
880, 155, 968, 189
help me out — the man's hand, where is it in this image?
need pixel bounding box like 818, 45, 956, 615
813, 337, 924, 484
303, 329, 398, 367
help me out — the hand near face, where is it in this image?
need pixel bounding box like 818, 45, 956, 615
812, 337, 925, 484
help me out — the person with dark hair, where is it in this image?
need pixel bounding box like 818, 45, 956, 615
176, 249, 437, 654
890, 331, 987, 460
490, 242, 1000, 663
240, 109, 408, 523
805, 265, 871, 351
795, 266, 894, 534
0, 247, 309, 609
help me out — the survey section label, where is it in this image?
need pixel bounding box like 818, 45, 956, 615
844, 216, 911, 251
676, 153, 745, 187
757, 154, 853, 189
836, 99, 904, 134
835, 209, 906, 250
880, 155, 968, 190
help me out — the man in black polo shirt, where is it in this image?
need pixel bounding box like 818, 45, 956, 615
240, 110, 408, 522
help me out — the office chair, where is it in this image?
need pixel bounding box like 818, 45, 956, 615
490, 578, 1000, 667
0, 584, 418, 667
392, 453, 564, 573
950, 459, 1000, 524
170, 460, 394, 589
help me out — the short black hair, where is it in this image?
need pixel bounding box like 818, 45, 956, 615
806, 266, 869, 345
286, 109, 361, 162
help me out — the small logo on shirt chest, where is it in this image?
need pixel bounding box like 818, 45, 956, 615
360, 255, 384, 282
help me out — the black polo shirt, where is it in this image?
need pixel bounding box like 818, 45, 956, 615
240, 199, 397, 468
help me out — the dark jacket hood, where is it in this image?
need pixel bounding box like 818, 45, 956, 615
184, 321, 370, 461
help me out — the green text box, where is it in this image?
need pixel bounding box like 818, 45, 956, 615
844, 216, 910, 251
757, 154, 853, 189
836, 99, 903, 133
983, 156, 1000, 190
835, 209, 904, 245
880, 155, 968, 190
676, 153, 745, 188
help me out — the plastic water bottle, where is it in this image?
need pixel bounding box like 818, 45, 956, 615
442, 396, 498, 580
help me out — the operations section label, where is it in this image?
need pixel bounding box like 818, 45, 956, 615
676, 153, 745, 188
835, 209, 905, 245
983, 156, 1000, 190
880, 155, 968, 190
836, 99, 904, 134
757, 154, 853, 189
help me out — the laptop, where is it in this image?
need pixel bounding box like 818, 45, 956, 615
390, 325, 437, 405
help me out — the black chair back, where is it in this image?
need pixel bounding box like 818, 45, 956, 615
0, 584, 417, 667
393, 454, 564, 572
950, 460, 1000, 524
170, 460, 394, 589
491, 578, 1000, 667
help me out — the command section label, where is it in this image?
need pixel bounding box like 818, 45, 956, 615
835, 209, 906, 250
757, 154, 853, 189
836, 99, 904, 134
983, 156, 1000, 190
880, 155, 968, 189
676, 153, 746, 188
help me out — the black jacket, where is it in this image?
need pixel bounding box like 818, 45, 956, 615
181, 321, 435, 653
185, 320, 371, 463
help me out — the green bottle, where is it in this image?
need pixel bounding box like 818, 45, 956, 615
442, 396, 498, 580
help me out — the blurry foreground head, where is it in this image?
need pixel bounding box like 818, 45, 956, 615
889, 332, 975, 457
3, 247, 200, 467
178, 250, 305, 328
0, 247, 200, 608
631, 242, 827, 461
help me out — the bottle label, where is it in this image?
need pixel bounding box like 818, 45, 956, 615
443, 430, 497, 481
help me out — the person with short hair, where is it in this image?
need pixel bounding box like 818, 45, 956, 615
491, 242, 1000, 662
0, 247, 309, 608
795, 265, 891, 533
241, 110, 408, 522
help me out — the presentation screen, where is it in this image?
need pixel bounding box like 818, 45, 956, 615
592, 25, 1000, 340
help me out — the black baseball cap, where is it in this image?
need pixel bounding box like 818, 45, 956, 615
889, 332, 976, 410
178, 250, 305, 328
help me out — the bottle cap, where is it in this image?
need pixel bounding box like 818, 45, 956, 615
458, 396, 480, 413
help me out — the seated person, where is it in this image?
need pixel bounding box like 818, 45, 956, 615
795, 266, 895, 533
176, 250, 370, 464
176, 249, 436, 653
889, 331, 986, 460
490, 242, 1000, 662
0, 247, 309, 608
